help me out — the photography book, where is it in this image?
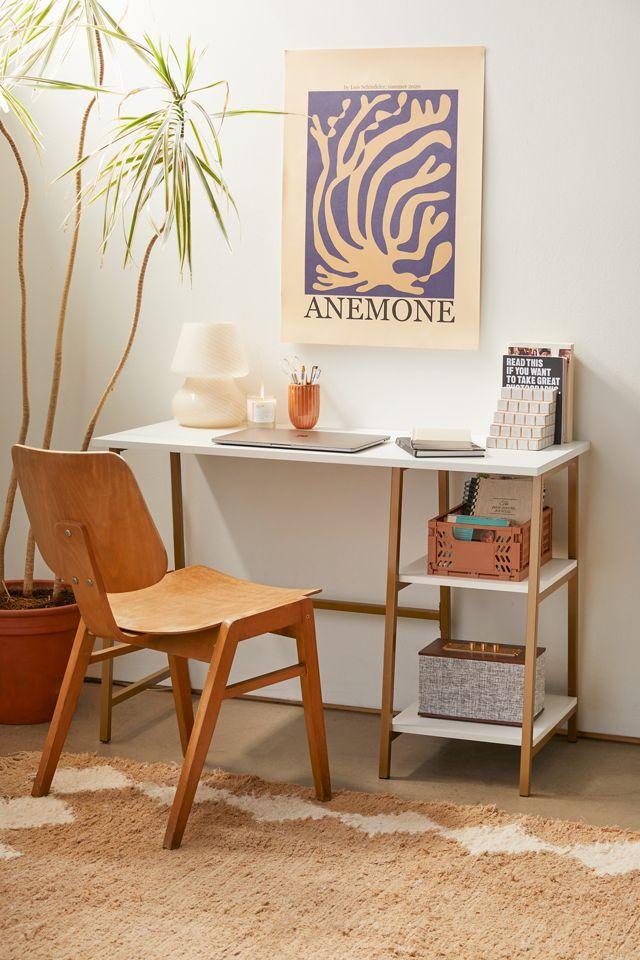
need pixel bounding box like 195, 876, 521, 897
505, 342, 574, 443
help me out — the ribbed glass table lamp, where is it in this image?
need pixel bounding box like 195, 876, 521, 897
171, 322, 249, 427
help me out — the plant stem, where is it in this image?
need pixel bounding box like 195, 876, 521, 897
81, 233, 159, 452
0, 118, 30, 586
23, 28, 105, 600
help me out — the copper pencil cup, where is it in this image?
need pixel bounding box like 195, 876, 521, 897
288, 383, 320, 429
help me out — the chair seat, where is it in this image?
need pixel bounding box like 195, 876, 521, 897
108, 565, 319, 636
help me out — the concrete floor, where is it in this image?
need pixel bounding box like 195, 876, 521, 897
2, 682, 639, 830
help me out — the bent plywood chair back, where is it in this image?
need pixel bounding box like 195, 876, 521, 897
12, 446, 167, 638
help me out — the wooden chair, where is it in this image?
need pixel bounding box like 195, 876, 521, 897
12, 445, 331, 849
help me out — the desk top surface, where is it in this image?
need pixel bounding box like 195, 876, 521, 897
93, 420, 590, 477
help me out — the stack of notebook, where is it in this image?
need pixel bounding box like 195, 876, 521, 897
396, 428, 485, 458
458, 475, 538, 524
446, 475, 543, 539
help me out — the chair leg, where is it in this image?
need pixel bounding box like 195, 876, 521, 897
295, 600, 331, 802
32, 621, 95, 797
168, 655, 194, 756
99, 638, 114, 743
163, 626, 236, 850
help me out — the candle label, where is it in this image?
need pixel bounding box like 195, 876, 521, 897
247, 398, 276, 423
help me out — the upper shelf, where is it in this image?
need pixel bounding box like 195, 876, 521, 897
399, 556, 577, 594
93, 420, 590, 477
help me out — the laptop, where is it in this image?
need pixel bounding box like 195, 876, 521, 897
214, 428, 390, 453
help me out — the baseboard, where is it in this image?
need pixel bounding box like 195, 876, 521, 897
573, 730, 640, 745
83, 677, 640, 746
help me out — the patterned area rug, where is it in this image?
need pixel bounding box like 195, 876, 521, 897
1, 752, 639, 959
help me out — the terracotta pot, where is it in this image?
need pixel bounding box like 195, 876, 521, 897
0, 580, 80, 724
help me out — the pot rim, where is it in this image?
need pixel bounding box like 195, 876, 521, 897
0, 579, 78, 618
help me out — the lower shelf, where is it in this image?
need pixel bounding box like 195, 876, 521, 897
391, 694, 577, 747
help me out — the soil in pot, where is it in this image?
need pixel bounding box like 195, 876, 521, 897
0, 580, 80, 724
0, 582, 75, 611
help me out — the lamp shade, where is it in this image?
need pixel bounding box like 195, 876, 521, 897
170, 322, 249, 378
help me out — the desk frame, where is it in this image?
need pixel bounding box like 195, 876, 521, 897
97, 431, 582, 797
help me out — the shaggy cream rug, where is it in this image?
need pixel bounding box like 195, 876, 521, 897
1, 752, 639, 959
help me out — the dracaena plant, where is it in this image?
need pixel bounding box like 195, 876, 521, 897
0, 0, 72, 592
0, 3, 44, 592
67, 32, 266, 450
21, 1, 121, 597
1, 12, 273, 607
0, 0, 116, 599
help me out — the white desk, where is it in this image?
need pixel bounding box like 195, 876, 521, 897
94, 420, 589, 796
93, 419, 587, 475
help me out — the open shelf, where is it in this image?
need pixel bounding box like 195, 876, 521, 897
398, 556, 577, 594
391, 694, 577, 747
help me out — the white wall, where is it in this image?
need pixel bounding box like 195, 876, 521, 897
1, 0, 639, 735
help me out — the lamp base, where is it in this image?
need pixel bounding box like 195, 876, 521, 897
172, 377, 246, 428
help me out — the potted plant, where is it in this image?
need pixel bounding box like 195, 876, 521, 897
22, 0, 114, 596
0, 1, 100, 723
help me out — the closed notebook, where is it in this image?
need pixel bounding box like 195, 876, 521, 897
410, 427, 474, 451
396, 437, 485, 458
465, 477, 536, 524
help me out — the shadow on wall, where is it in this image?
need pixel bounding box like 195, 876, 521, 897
190, 455, 395, 595
574, 361, 638, 620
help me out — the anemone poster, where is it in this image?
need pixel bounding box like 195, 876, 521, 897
282, 47, 485, 349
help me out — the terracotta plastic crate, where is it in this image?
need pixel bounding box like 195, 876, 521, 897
427, 504, 553, 582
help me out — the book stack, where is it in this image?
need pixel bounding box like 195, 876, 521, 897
486, 341, 575, 451
396, 428, 485, 458
486, 386, 557, 450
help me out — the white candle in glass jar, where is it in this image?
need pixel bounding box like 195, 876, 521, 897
247, 388, 277, 428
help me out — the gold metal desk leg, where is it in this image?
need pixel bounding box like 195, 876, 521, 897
438, 471, 452, 639
379, 467, 405, 779
567, 459, 579, 742
99, 445, 125, 743
170, 451, 186, 571
519, 474, 544, 797
169, 450, 192, 749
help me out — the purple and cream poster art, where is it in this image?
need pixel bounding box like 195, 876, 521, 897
282, 48, 485, 349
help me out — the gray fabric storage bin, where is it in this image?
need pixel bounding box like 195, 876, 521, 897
418, 639, 545, 726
